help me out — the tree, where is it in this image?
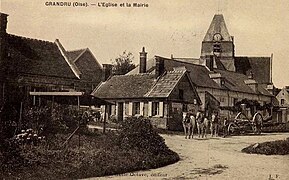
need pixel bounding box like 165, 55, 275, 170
111, 51, 136, 75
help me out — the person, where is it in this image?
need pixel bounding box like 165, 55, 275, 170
223, 117, 228, 138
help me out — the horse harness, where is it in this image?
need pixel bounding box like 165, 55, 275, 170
196, 112, 204, 124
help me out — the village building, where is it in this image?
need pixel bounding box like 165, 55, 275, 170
128, 14, 274, 119
0, 12, 103, 107
64, 47, 103, 93
275, 86, 289, 122
92, 14, 275, 129
92, 49, 202, 130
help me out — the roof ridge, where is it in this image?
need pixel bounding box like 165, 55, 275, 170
67, 48, 87, 53
173, 57, 200, 59
113, 72, 153, 77
168, 58, 204, 67
167, 69, 187, 73
235, 56, 270, 58
7, 33, 53, 44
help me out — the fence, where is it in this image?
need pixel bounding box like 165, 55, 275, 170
262, 122, 289, 132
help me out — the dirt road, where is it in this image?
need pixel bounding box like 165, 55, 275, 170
92, 133, 289, 180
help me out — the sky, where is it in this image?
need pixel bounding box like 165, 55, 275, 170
1, 0, 289, 88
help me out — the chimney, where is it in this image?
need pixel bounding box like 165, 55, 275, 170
205, 55, 214, 71
102, 64, 113, 81
155, 56, 164, 78
139, 47, 147, 73
0, 13, 8, 34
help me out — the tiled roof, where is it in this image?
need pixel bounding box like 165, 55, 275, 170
234, 56, 271, 84
172, 58, 200, 65
6, 34, 77, 79
92, 73, 156, 99
145, 70, 186, 97
163, 58, 221, 89
93, 68, 201, 101
215, 69, 271, 96
65, 48, 103, 82
203, 14, 232, 42
128, 56, 272, 96
66, 49, 86, 62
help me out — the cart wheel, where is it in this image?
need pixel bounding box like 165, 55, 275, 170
252, 113, 263, 134
228, 123, 238, 135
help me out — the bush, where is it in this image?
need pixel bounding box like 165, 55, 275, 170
242, 137, 289, 155
1, 117, 179, 179
0, 139, 24, 174
118, 117, 170, 154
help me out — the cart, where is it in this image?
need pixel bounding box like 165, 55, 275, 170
227, 112, 263, 135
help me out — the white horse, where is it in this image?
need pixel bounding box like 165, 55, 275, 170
182, 113, 196, 139
196, 111, 211, 138
210, 113, 219, 137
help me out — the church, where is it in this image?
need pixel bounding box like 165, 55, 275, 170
93, 14, 275, 130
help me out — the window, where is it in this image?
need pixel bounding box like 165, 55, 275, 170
179, 89, 184, 100
125, 102, 129, 115
281, 99, 285, 105
133, 102, 140, 115
152, 102, 159, 116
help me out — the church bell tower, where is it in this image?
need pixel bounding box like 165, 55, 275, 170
200, 14, 235, 71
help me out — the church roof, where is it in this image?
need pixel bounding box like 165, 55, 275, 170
234, 56, 271, 84
203, 14, 232, 42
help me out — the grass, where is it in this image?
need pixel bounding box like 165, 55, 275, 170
0, 117, 180, 179
242, 137, 289, 155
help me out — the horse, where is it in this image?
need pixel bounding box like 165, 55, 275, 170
210, 113, 219, 137
182, 112, 196, 139
203, 117, 210, 138
196, 111, 211, 138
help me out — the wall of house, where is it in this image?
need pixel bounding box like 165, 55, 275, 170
14, 74, 78, 92
104, 99, 168, 125
276, 88, 289, 106
103, 99, 194, 130
197, 87, 272, 119
1, 74, 78, 107
169, 75, 198, 104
